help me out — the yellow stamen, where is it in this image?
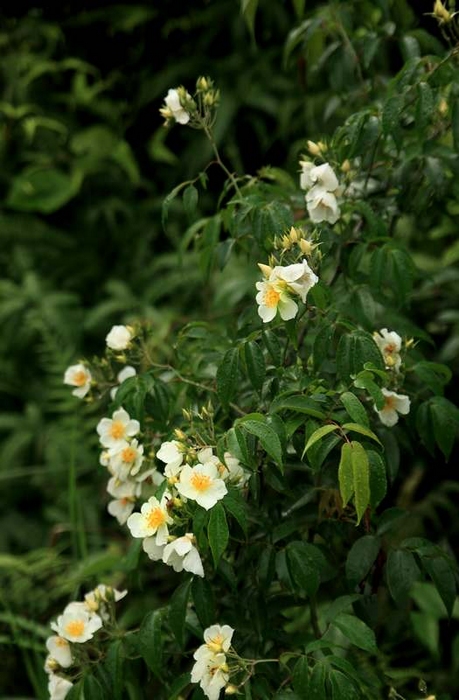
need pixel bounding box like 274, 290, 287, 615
190, 472, 212, 492
263, 287, 280, 308
147, 507, 166, 529
110, 421, 125, 439
121, 446, 136, 463
65, 620, 85, 638
73, 370, 87, 386
383, 395, 396, 410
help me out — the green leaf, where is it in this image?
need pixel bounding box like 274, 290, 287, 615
223, 488, 248, 535
313, 323, 334, 372
370, 244, 415, 303
262, 329, 282, 366
137, 610, 163, 678
338, 442, 353, 508
183, 184, 198, 221
340, 392, 369, 427
452, 97, 459, 152
323, 595, 361, 624
421, 556, 457, 618
337, 331, 384, 382
329, 669, 359, 700
332, 613, 377, 654
83, 675, 106, 700
104, 640, 124, 700
303, 424, 339, 455
286, 541, 326, 597
162, 181, 189, 230
430, 396, 459, 460
243, 340, 266, 393
415, 81, 434, 131
271, 394, 327, 420
353, 371, 385, 410
192, 577, 215, 629
367, 450, 387, 508
6, 167, 82, 213
168, 672, 192, 700
351, 441, 371, 525
386, 550, 422, 606
292, 657, 310, 698
342, 423, 381, 446
169, 579, 192, 648
241, 0, 259, 41
208, 502, 229, 567
241, 418, 283, 469
412, 361, 451, 395
345, 536, 381, 589
226, 426, 252, 467
309, 661, 328, 699
216, 348, 240, 406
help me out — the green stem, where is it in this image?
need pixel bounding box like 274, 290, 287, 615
204, 125, 242, 197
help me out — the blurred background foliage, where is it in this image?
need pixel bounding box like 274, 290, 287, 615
0, 0, 458, 696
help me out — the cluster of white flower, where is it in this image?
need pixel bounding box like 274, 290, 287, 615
97, 407, 160, 524
45, 585, 126, 700
372, 328, 410, 427
300, 161, 341, 224
126, 441, 249, 577
191, 624, 235, 700
63, 363, 92, 399
255, 259, 318, 323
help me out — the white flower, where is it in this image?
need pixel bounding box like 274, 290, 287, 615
273, 260, 319, 303
45, 636, 72, 669
163, 88, 191, 124
50, 604, 103, 643
48, 674, 73, 700
106, 325, 133, 351
375, 389, 410, 427
110, 438, 145, 479
106, 475, 140, 523
221, 452, 250, 488
126, 493, 173, 544
63, 364, 92, 399
176, 462, 227, 510
255, 260, 318, 323
191, 650, 229, 700
110, 365, 137, 399
156, 440, 184, 471
97, 407, 140, 449
162, 533, 204, 577
203, 624, 234, 653
373, 328, 402, 371
300, 161, 339, 192
255, 279, 298, 323
142, 537, 165, 561
306, 185, 340, 224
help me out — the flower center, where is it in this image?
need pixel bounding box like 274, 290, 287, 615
110, 421, 125, 439
383, 395, 396, 410
73, 370, 87, 386
121, 446, 136, 463
207, 634, 224, 653
190, 472, 212, 492
56, 637, 68, 647
64, 620, 85, 638
147, 507, 166, 529
384, 343, 396, 354
264, 287, 280, 308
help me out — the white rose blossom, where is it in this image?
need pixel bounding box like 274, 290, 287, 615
255, 260, 318, 323
127, 493, 173, 544
176, 461, 227, 510
163, 88, 191, 125
373, 328, 402, 371
306, 185, 340, 224
105, 325, 133, 351
191, 625, 235, 700
63, 363, 92, 399
375, 388, 410, 427
50, 603, 103, 643
45, 636, 73, 669
97, 407, 140, 449
48, 673, 73, 700
156, 440, 185, 471
106, 476, 141, 524
162, 534, 204, 577
300, 161, 339, 192
109, 438, 145, 479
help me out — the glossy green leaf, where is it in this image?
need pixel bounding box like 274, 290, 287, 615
386, 549, 422, 606
137, 610, 163, 678
241, 418, 283, 468
192, 577, 215, 629
292, 656, 310, 698
169, 579, 192, 648
345, 536, 380, 588
421, 556, 457, 618
337, 331, 384, 382
340, 392, 369, 427
332, 613, 377, 653
216, 347, 240, 406
286, 541, 326, 597
183, 184, 198, 221
351, 441, 371, 525
309, 661, 328, 699
342, 423, 381, 445
338, 442, 353, 507
208, 502, 229, 567
6, 167, 82, 213
367, 450, 387, 508
223, 488, 248, 535
329, 669, 359, 700
244, 340, 266, 393
303, 424, 339, 455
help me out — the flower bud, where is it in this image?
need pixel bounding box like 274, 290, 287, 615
307, 140, 322, 155
341, 159, 351, 173
299, 239, 313, 255
225, 686, 239, 695
257, 263, 272, 278
433, 0, 451, 23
